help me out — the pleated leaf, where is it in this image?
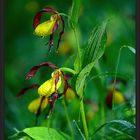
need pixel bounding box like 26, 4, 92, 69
76, 21, 108, 97
76, 61, 95, 98
92, 120, 136, 140
82, 20, 107, 67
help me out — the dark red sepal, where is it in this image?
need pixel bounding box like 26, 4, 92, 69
44, 72, 60, 119
25, 62, 58, 80
62, 74, 70, 95
17, 84, 40, 97
56, 16, 65, 50
105, 91, 113, 109
25, 66, 39, 80
45, 91, 58, 119
48, 20, 59, 52
39, 62, 58, 69
55, 73, 60, 85
35, 96, 46, 125
48, 34, 54, 52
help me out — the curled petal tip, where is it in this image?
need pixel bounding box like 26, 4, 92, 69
17, 84, 40, 97
25, 76, 31, 80
25, 66, 39, 80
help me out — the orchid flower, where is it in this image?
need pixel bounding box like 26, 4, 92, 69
17, 62, 75, 123
33, 7, 65, 51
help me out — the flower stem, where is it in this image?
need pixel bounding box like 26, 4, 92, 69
60, 67, 77, 75
80, 99, 89, 140
72, 23, 88, 139
62, 100, 75, 140
73, 27, 81, 72
112, 46, 125, 110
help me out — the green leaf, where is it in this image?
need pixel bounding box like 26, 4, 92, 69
19, 136, 33, 140
73, 120, 85, 140
76, 62, 95, 98
69, 0, 82, 28
74, 54, 80, 73
74, 48, 84, 73
109, 120, 135, 129
82, 20, 108, 67
12, 127, 70, 140
76, 24, 107, 96
92, 120, 136, 139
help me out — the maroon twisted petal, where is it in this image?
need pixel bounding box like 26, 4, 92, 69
48, 20, 59, 51
35, 96, 46, 124
56, 16, 65, 50
25, 62, 58, 80
45, 91, 58, 119
17, 84, 40, 97
61, 72, 70, 95
105, 91, 113, 109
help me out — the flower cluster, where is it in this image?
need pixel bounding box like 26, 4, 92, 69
17, 6, 76, 124
18, 62, 75, 122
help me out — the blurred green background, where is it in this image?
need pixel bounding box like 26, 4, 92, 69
5, 0, 135, 139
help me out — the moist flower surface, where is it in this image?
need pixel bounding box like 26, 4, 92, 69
33, 7, 65, 51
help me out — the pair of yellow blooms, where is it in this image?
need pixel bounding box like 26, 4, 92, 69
34, 14, 58, 37
28, 70, 75, 113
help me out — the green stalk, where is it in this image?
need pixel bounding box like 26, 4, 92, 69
73, 27, 81, 72
46, 112, 52, 128
62, 100, 75, 140
100, 101, 106, 136
112, 46, 125, 110
80, 99, 89, 140
72, 23, 88, 140
60, 67, 77, 75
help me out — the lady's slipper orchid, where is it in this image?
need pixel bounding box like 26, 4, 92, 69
106, 90, 125, 109
33, 7, 65, 51
106, 78, 126, 108
18, 62, 74, 123
34, 14, 59, 37
38, 70, 62, 97
28, 96, 49, 113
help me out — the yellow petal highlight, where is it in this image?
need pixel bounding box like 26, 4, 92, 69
38, 77, 61, 97
38, 70, 62, 97
28, 97, 48, 113
34, 14, 58, 37
114, 90, 125, 104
